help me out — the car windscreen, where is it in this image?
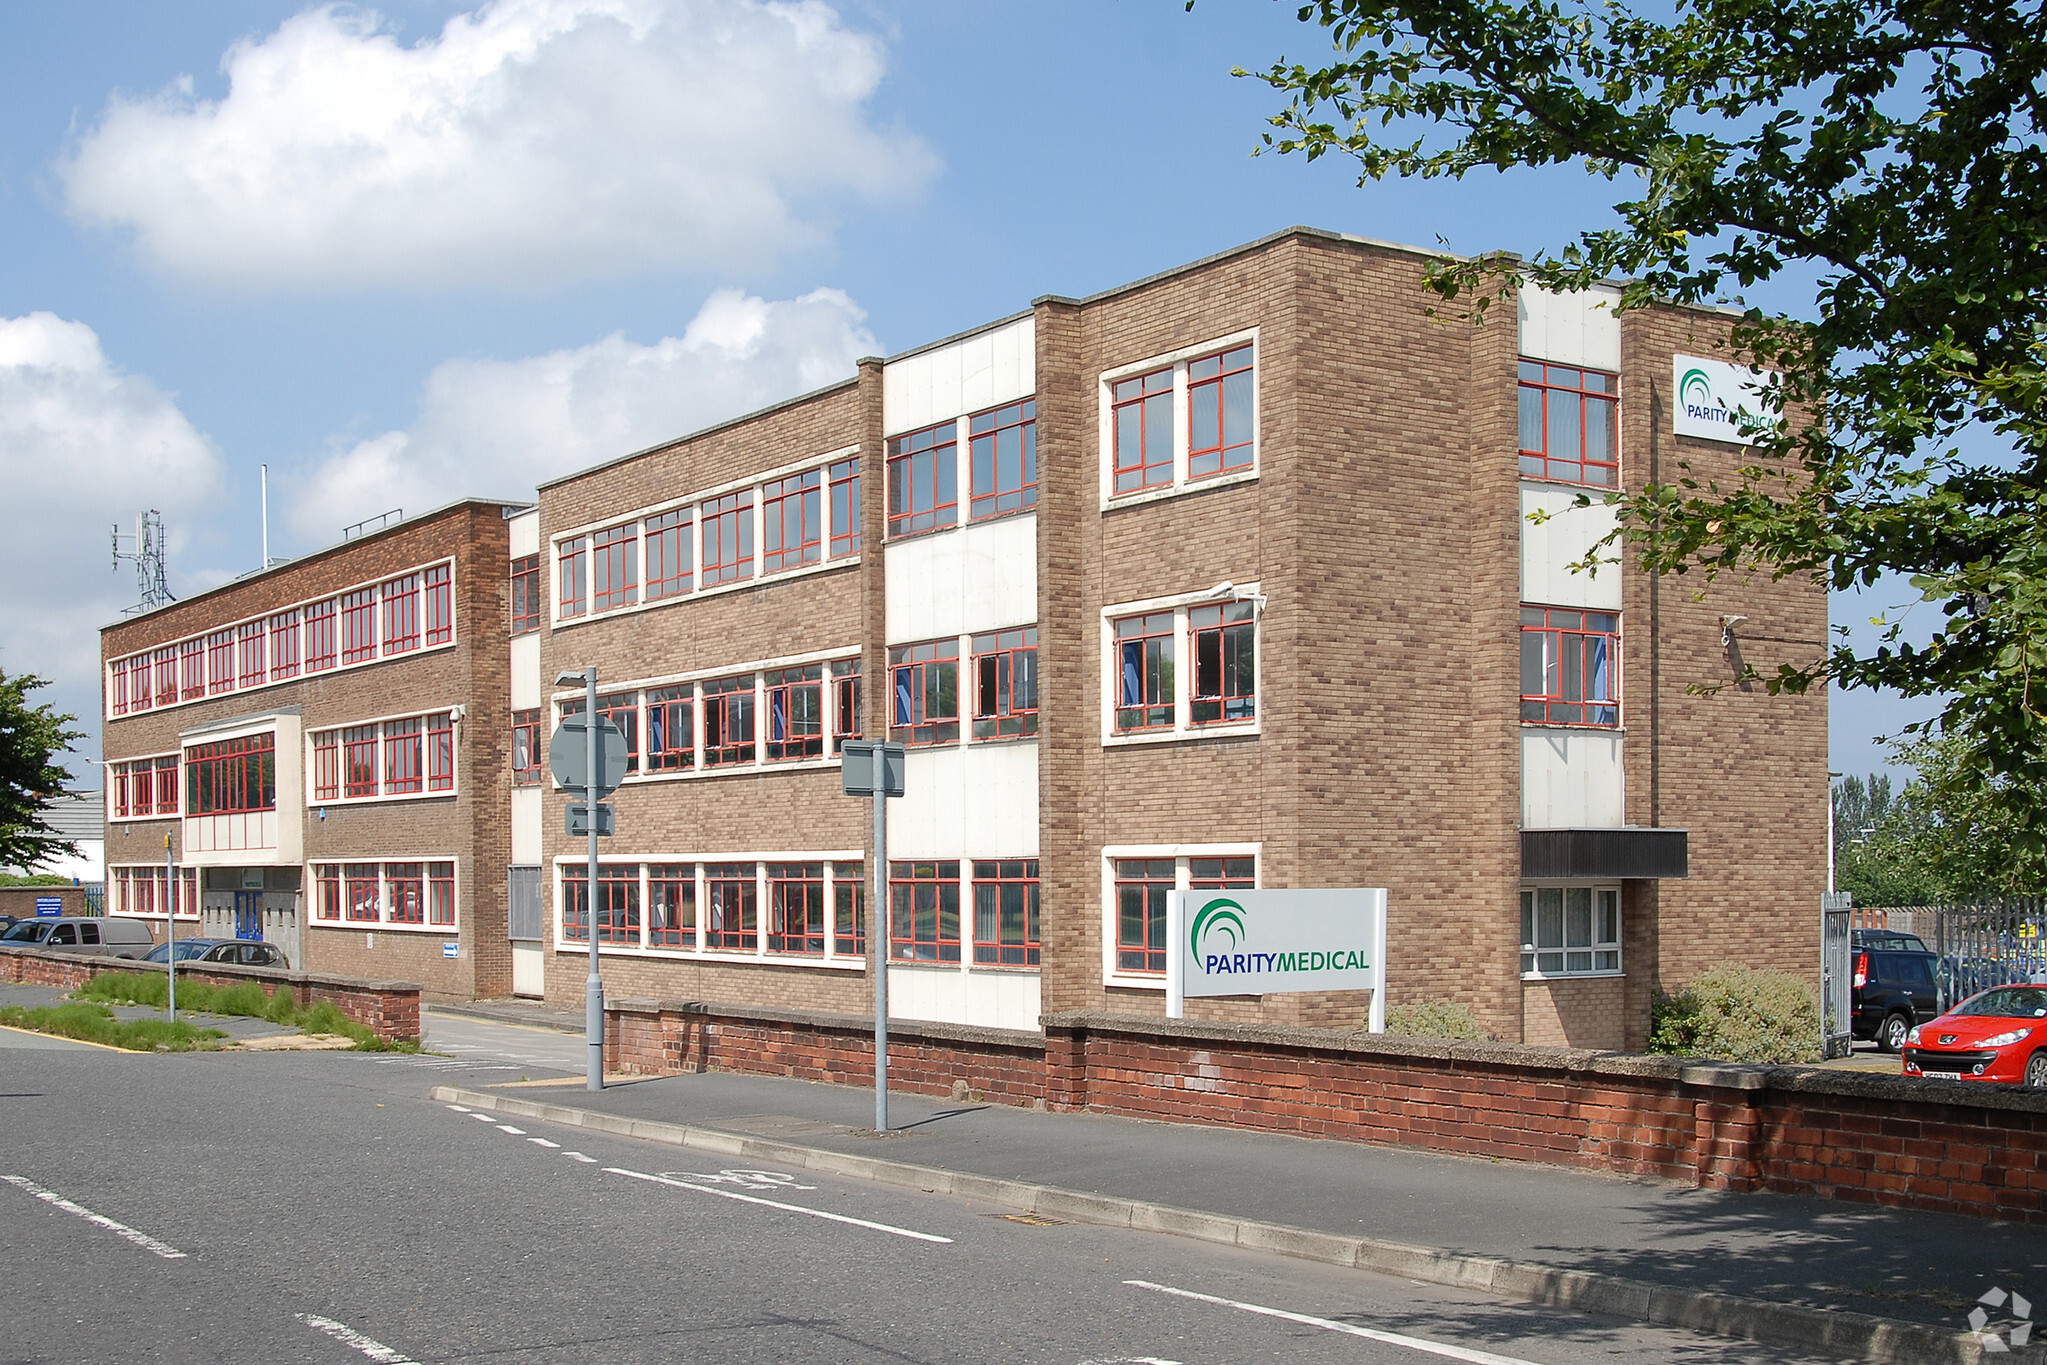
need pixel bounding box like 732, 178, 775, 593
1954, 987, 2047, 1019
0, 921, 49, 942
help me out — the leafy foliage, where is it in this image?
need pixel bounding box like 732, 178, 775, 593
0, 670, 83, 871
1241, 0, 2047, 843
1649, 964, 1822, 1063
1835, 740, 2047, 904
1383, 998, 1491, 1040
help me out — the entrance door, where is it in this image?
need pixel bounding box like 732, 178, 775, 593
233, 891, 263, 941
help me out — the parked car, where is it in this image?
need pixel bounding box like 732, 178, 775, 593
142, 937, 229, 964
0, 916, 154, 959
1853, 929, 1930, 953
1853, 936, 1942, 1052
1902, 986, 2047, 1087
140, 937, 289, 969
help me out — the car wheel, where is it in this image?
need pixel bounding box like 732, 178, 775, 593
1878, 1013, 1910, 1053
2026, 1050, 2047, 1090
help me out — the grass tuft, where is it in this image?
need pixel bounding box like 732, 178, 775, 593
72, 972, 419, 1051
0, 1001, 226, 1051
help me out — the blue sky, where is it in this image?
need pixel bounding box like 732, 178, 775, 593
0, 0, 1933, 784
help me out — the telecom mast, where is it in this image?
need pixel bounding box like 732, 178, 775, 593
111, 510, 175, 614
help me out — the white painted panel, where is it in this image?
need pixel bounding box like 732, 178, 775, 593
885, 513, 1037, 644
512, 941, 545, 996
512, 788, 543, 863
891, 741, 1038, 861
1517, 286, 1622, 372
887, 963, 1042, 1029
884, 317, 1035, 436
510, 508, 539, 558
511, 633, 542, 710
1522, 729, 1626, 828
1520, 486, 1622, 610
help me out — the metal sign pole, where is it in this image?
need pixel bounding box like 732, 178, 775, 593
872, 773, 888, 1132
165, 832, 176, 1023
584, 667, 603, 1092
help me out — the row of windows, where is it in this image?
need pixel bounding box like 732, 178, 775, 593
312, 713, 456, 803
312, 861, 458, 929
110, 866, 201, 918
1110, 344, 1255, 497
1111, 602, 1256, 736
889, 628, 1038, 747
887, 397, 1038, 536
107, 561, 455, 719
185, 734, 276, 817
109, 755, 179, 820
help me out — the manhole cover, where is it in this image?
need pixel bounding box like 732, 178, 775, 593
991, 1213, 1066, 1226
710, 1114, 850, 1138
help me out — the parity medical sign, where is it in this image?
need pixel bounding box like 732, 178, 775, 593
1166, 888, 1388, 1030
1672, 355, 1779, 445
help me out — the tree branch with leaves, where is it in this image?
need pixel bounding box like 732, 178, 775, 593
0, 671, 84, 872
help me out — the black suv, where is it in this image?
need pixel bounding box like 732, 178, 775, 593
1852, 930, 1941, 1051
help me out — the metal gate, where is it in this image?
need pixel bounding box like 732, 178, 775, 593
1855, 896, 2047, 1011
233, 890, 263, 941
1820, 892, 1853, 1058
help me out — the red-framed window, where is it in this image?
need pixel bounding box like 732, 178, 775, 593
563, 863, 639, 945
762, 469, 821, 573
889, 639, 958, 746
184, 733, 276, 816
831, 659, 861, 753
381, 575, 420, 655
1115, 858, 1174, 974
305, 601, 337, 672
1187, 345, 1254, 479
153, 756, 177, 815
646, 509, 692, 600
971, 627, 1037, 740
704, 862, 757, 951
646, 685, 693, 772
510, 555, 541, 634
886, 420, 958, 537
765, 665, 823, 761
1113, 612, 1176, 732
767, 862, 825, 955
131, 656, 153, 712
315, 864, 342, 921
236, 622, 265, 689
969, 398, 1036, 519
558, 536, 588, 618
512, 709, 542, 785
341, 588, 377, 664
269, 610, 302, 680
596, 692, 639, 772
345, 863, 381, 922
342, 725, 378, 798
889, 860, 960, 963
427, 712, 455, 792
387, 862, 426, 924
383, 718, 423, 794
206, 631, 234, 695
428, 861, 456, 927
701, 492, 753, 588
702, 676, 755, 767
1190, 602, 1256, 725
108, 661, 129, 717
833, 861, 864, 956
312, 729, 341, 802
1189, 857, 1255, 892
423, 564, 453, 645
1111, 367, 1174, 494
179, 640, 205, 699
1520, 606, 1620, 726
648, 864, 694, 947
150, 648, 174, 707
1518, 361, 1619, 486
591, 522, 637, 612
972, 859, 1039, 967
112, 764, 131, 818
828, 458, 861, 558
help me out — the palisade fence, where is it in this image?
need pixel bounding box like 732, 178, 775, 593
1855, 897, 2047, 1010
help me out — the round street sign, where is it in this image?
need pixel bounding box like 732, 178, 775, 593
548, 714, 629, 798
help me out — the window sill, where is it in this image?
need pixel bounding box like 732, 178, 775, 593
966, 503, 1039, 527
1520, 969, 1624, 983
550, 553, 858, 632
1102, 468, 1258, 514
889, 959, 1042, 975
1104, 722, 1260, 749
1105, 972, 1166, 991
1519, 721, 1625, 734
554, 940, 867, 969
596, 755, 843, 788
311, 790, 459, 808
314, 920, 460, 935
1520, 473, 1621, 493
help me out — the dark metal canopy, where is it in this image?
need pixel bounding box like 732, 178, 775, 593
1521, 827, 1689, 880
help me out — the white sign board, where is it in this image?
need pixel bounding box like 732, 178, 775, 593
1166, 888, 1388, 1032
1673, 355, 1777, 445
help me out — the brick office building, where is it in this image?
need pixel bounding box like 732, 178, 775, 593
515, 226, 1826, 1049
100, 499, 519, 999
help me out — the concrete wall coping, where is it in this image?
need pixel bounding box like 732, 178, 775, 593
0, 944, 423, 994
608, 996, 1042, 1052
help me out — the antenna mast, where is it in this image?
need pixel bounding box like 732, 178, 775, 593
112, 510, 175, 614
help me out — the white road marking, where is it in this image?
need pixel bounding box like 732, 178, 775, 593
528, 1137, 560, 1148
296, 1313, 418, 1363
565, 1152, 597, 1163
470, 1113, 496, 1121
1125, 1280, 1550, 1365
2, 1175, 186, 1259
496, 1125, 526, 1134
445, 1105, 471, 1112
607, 1166, 954, 1244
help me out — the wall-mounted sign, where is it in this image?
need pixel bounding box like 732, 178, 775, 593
34, 896, 62, 917
1167, 888, 1388, 1031
1673, 355, 1778, 445
442, 942, 459, 959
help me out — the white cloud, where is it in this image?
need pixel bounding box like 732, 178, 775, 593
59, 0, 935, 289
0, 314, 227, 771
290, 284, 876, 537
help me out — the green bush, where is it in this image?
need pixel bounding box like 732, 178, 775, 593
1383, 999, 1490, 1041
74, 972, 414, 1051
1649, 965, 1822, 1064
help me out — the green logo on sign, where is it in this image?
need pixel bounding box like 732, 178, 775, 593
1191, 897, 1247, 962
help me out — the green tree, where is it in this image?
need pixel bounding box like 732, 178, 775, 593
1833, 739, 2047, 904
1240, 0, 2047, 844
0, 671, 84, 871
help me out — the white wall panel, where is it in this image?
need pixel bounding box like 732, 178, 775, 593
1517, 286, 1622, 371
885, 513, 1037, 643
884, 317, 1035, 436
510, 508, 539, 558
891, 741, 1039, 861
511, 633, 542, 710
512, 788, 543, 863
1520, 486, 1623, 610
887, 963, 1042, 1030
1522, 729, 1626, 828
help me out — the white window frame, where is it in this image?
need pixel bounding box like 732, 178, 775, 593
106, 864, 202, 921
305, 708, 461, 807
306, 859, 461, 934
1519, 883, 1623, 979
1098, 328, 1259, 511
106, 751, 181, 822
1100, 843, 1261, 990
1100, 584, 1263, 747
549, 854, 866, 968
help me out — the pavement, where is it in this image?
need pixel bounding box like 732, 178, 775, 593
422, 999, 2046, 1364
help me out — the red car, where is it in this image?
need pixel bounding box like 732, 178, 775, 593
1901, 986, 2047, 1086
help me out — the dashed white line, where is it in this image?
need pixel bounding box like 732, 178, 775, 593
564, 1152, 597, 1163
445, 1105, 471, 1112
496, 1125, 526, 1134
1125, 1281, 1548, 1365
606, 1165, 953, 1244
528, 1138, 560, 1148
470, 1113, 497, 1122
2, 1175, 186, 1259
296, 1313, 418, 1363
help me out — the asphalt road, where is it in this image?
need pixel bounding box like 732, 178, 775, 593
0, 1021, 1841, 1364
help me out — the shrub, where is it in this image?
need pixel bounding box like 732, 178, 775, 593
0, 1001, 225, 1051
1649, 965, 1821, 1064
1383, 999, 1490, 1041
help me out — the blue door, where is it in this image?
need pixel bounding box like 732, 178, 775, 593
234, 890, 263, 941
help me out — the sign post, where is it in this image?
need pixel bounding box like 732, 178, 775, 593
165, 833, 177, 1024
548, 672, 627, 1092
841, 740, 905, 1131
1169, 888, 1388, 1031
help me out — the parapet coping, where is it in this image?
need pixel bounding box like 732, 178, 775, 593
0, 944, 422, 994
607, 996, 1040, 1052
